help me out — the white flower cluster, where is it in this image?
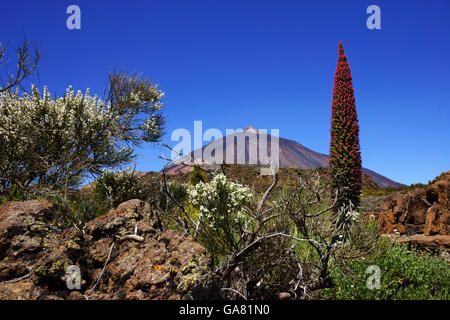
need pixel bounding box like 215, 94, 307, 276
345, 209, 360, 221
100, 166, 138, 182
0, 86, 115, 156
186, 173, 252, 228
96, 166, 144, 204
143, 114, 160, 136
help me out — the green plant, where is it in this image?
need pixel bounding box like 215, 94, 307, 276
189, 166, 208, 185
385, 183, 429, 194
321, 239, 450, 300
0, 70, 165, 197
0, 184, 24, 204
93, 168, 149, 209
186, 173, 252, 262
51, 194, 101, 228
169, 169, 380, 300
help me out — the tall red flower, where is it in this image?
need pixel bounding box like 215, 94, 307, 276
329, 42, 362, 210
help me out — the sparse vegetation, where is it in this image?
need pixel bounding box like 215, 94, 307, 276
0, 36, 446, 302
363, 181, 432, 197
51, 193, 101, 228
92, 167, 150, 208
321, 238, 450, 300
155, 163, 382, 299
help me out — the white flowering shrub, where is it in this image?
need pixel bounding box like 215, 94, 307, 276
93, 167, 149, 208
0, 71, 164, 196
157, 168, 381, 299
186, 174, 252, 257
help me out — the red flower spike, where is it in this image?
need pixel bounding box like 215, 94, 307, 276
328, 42, 362, 211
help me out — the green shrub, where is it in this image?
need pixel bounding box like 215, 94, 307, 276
384, 182, 430, 194
51, 194, 102, 228
362, 189, 386, 196
321, 239, 450, 300
93, 168, 149, 208
189, 166, 208, 185
0, 184, 24, 205
0, 74, 165, 197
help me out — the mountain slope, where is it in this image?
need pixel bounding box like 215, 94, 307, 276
165, 126, 403, 188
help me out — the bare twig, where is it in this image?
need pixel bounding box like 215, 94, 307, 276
256, 163, 278, 214
0, 35, 40, 93
220, 288, 247, 300
116, 234, 144, 242
0, 272, 31, 285
85, 241, 115, 298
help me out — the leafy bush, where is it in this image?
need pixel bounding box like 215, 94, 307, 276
51, 194, 101, 228
0, 71, 165, 197
186, 173, 252, 261
321, 239, 450, 300
189, 166, 208, 185
93, 168, 149, 208
0, 184, 24, 205
162, 168, 381, 299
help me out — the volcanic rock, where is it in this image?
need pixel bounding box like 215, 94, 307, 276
0, 199, 210, 300
372, 171, 449, 248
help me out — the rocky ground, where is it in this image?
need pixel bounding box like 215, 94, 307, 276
0, 170, 448, 300
0, 199, 212, 300
365, 171, 449, 250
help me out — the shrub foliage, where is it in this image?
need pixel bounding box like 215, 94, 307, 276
0, 71, 165, 197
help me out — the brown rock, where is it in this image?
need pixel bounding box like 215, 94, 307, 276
374, 171, 449, 237
391, 194, 411, 222
407, 191, 429, 225
84, 199, 161, 240
37, 294, 64, 300
405, 223, 424, 236
0, 200, 53, 236
378, 211, 396, 234
98, 229, 209, 300
0, 200, 56, 283
0, 198, 210, 300
277, 292, 292, 300
397, 234, 450, 249
32, 245, 73, 289
0, 279, 39, 300
424, 203, 449, 236
394, 223, 405, 235
67, 291, 85, 300
112, 288, 126, 300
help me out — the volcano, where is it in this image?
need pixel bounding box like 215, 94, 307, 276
165, 126, 403, 188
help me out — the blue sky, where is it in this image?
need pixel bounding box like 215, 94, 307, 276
1, 0, 449, 185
